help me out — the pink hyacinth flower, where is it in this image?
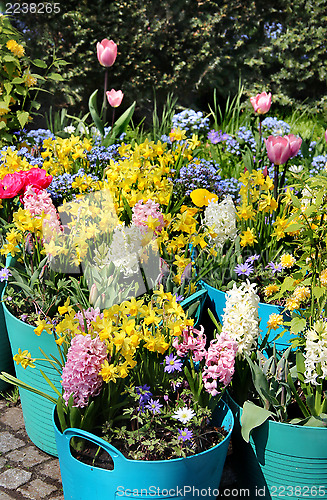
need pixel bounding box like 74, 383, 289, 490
250, 92, 272, 115
97, 39, 117, 67
106, 89, 124, 108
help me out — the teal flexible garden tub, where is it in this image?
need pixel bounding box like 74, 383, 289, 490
53, 400, 234, 500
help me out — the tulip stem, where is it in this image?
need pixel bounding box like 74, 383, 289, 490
280, 160, 288, 194
111, 108, 115, 135
273, 164, 279, 201
102, 68, 109, 125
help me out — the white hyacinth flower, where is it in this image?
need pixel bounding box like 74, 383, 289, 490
204, 196, 237, 248
222, 281, 260, 356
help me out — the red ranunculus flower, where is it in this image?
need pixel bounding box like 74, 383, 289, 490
0, 172, 25, 199
23, 168, 53, 191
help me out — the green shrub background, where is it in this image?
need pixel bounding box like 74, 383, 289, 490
5, 0, 327, 124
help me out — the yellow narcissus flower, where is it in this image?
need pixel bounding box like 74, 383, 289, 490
169, 127, 187, 142
280, 253, 296, 269
251, 170, 266, 186
264, 284, 279, 298
271, 215, 290, 240
190, 188, 218, 207
267, 313, 284, 330
236, 204, 256, 221
100, 361, 119, 383
240, 227, 258, 247
13, 348, 35, 369
34, 318, 54, 336
258, 192, 278, 213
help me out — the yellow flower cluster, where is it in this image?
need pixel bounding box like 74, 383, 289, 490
238, 169, 276, 219
267, 313, 284, 330
54, 288, 193, 384
43, 189, 118, 267
236, 169, 278, 248
24, 69, 37, 88
280, 253, 296, 269
320, 269, 327, 286
264, 284, 279, 298
0, 207, 48, 257
104, 138, 195, 212
6, 39, 24, 58
41, 136, 92, 176
285, 286, 310, 312
0, 147, 34, 179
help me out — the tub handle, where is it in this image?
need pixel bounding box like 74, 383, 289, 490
63, 427, 128, 466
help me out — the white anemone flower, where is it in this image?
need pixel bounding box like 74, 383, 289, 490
172, 407, 196, 424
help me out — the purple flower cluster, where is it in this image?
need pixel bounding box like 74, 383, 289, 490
207, 130, 229, 144
174, 158, 240, 201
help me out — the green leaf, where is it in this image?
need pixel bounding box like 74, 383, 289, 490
88, 90, 104, 137
313, 286, 325, 299
56, 397, 68, 432
30, 100, 41, 110
280, 276, 295, 294
4, 82, 13, 94
16, 111, 29, 129
39, 370, 62, 398
11, 77, 24, 84
290, 316, 306, 334
69, 406, 82, 429
103, 101, 136, 147
47, 73, 64, 82
241, 401, 274, 442
32, 59, 47, 68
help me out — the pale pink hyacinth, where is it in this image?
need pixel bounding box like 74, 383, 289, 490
61, 334, 107, 408
132, 199, 164, 235
172, 325, 207, 362
23, 186, 62, 235
75, 307, 104, 332
202, 331, 238, 396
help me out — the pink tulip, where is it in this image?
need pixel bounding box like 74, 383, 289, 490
286, 134, 302, 157
250, 92, 272, 115
264, 135, 292, 165
97, 39, 117, 67
106, 89, 124, 108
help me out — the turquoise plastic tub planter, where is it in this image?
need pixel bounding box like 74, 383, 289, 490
53, 401, 234, 500
2, 288, 61, 456
0, 281, 14, 392
226, 392, 327, 500
201, 281, 293, 351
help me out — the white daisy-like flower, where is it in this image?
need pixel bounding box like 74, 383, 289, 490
172, 407, 196, 424
289, 165, 303, 174
204, 196, 237, 248
63, 125, 76, 134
